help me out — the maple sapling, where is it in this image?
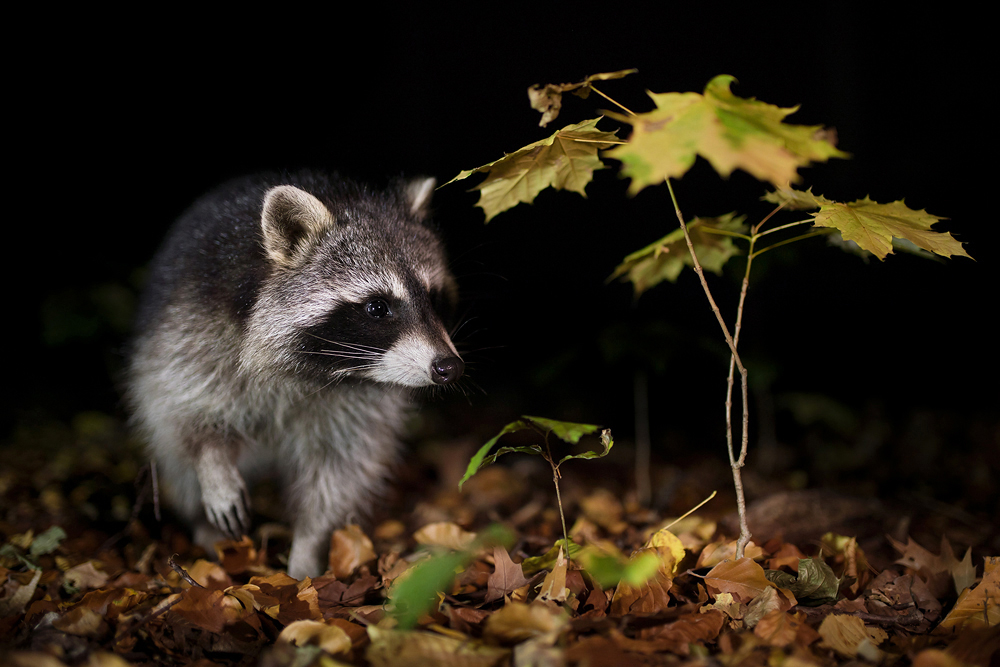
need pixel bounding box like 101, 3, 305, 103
460, 416, 613, 556
447, 72, 969, 560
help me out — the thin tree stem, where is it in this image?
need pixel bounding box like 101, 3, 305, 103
543, 432, 571, 553
665, 178, 752, 559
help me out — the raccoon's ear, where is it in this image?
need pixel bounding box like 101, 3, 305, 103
405, 177, 436, 220
261, 185, 335, 267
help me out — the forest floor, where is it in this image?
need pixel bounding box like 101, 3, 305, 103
1, 409, 997, 666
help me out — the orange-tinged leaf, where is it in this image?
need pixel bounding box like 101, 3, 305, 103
182, 559, 232, 590
329, 524, 377, 579
444, 118, 620, 222
538, 547, 569, 602
482, 601, 569, 644
933, 563, 1000, 633
753, 610, 805, 648
413, 522, 477, 551
606, 75, 847, 193
366, 625, 510, 667
216, 535, 259, 575
608, 529, 685, 615
818, 613, 887, 660
704, 557, 775, 604
644, 609, 726, 653
278, 619, 352, 654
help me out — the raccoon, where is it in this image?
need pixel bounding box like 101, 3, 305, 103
126, 170, 463, 578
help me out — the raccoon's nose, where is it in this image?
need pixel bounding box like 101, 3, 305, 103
431, 356, 464, 385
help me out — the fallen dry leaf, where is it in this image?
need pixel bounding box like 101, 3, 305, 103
704, 557, 775, 604
328, 524, 377, 579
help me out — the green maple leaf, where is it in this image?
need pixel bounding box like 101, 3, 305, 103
609, 213, 748, 295
458, 416, 604, 490
605, 75, 848, 194
764, 188, 970, 260
444, 118, 620, 222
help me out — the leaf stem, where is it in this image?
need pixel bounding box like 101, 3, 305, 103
754, 218, 815, 238
589, 85, 637, 117
751, 229, 833, 259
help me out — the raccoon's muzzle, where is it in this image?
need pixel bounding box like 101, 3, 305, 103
431, 356, 464, 384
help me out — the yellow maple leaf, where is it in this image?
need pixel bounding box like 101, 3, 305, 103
445, 118, 620, 222
765, 188, 970, 261
606, 74, 847, 193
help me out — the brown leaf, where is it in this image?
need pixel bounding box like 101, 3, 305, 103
366, 625, 510, 667
579, 489, 627, 534
249, 572, 321, 624
483, 601, 569, 645
818, 614, 887, 660
703, 557, 775, 604
485, 546, 531, 603
63, 561, 108, 591
537, 547, 568, 602
413, 522, 476, 551
328, 524, 377, 580
643, 609, 726, 654
216, 535, 258, 575
933, 564, 1000, 633
278, 619, 351, 655
753, 610, 801, 647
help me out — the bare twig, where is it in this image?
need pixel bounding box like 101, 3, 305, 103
168, 554, 205, 588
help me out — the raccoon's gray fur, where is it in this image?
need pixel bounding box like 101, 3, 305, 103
126, 170, 463, 578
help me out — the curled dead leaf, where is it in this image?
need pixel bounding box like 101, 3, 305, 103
278, 619, 351, 655
413, 522, 476, 551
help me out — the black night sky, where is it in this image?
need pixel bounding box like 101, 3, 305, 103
8, 9, 997, 519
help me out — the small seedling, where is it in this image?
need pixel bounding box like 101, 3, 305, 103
460, 416, 613, 552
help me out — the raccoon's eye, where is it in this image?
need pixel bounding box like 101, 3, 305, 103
365, 299, 392, 319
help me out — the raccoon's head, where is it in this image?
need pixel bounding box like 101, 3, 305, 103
242, 176, 464, 390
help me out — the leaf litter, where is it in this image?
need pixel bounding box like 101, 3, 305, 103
1, 419, 997, 667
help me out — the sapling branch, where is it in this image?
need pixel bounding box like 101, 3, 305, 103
589, 85, 638, 118
665, 178, 752, 559
539, 428, 571, 556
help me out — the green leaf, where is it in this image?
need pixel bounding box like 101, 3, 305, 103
458, 419, 536, 490
605, 75, 848, 194
444, 118, 620, 222
578, 547, 660, 589
521, 415, 602, 445
557, 428, 614, 466
764, 188, 970, 261
30, 526, 67, 557
388, 524, 514, 629
389, 550, 468, 629
459, 417, 602, 490
765, 558, 840, 606
609, 213, 748, 295
520, 539, 582, 575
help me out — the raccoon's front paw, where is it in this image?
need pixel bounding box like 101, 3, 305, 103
195, 455, 251, 539
202, 480, 251, 538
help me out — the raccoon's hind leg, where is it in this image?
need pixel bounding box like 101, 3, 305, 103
283, 456, 383, 579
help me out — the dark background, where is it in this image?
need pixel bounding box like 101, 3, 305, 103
7, 10, 996, 524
